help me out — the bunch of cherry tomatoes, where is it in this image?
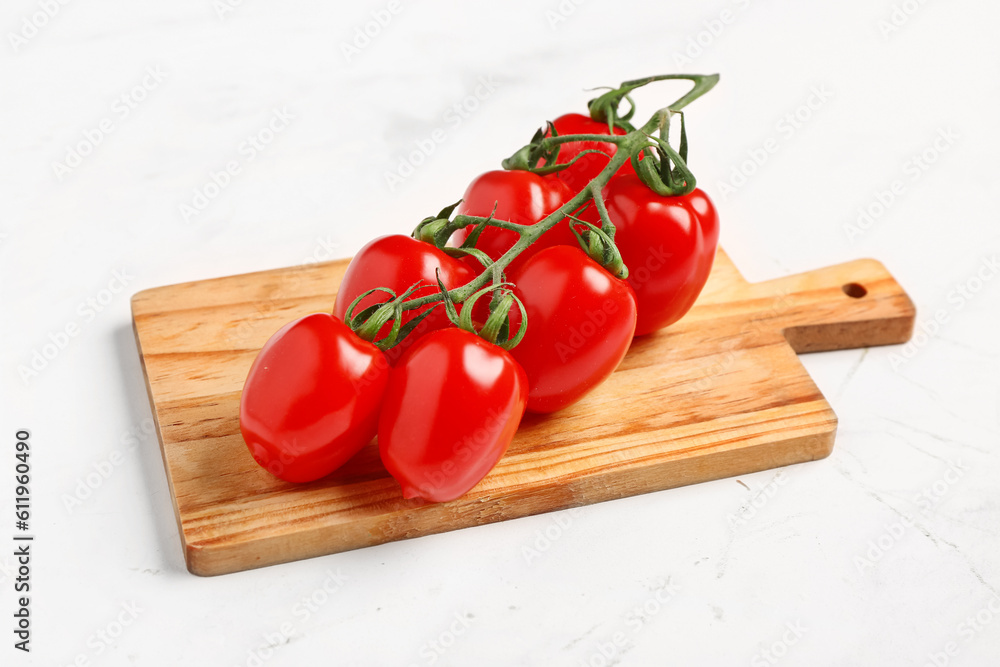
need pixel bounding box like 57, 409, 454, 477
239, 74, 721, 503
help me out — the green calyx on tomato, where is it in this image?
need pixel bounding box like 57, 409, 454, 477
434, 271, 528, 352
450, 170, 574, 276
507, 245, 638, 413
578, 176, 719, 335
333, 235, 475, 360
378, 327, 528, 503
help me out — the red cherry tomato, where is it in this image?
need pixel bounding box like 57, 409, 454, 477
507, 245, 637, 414
450, 170, 574, 276
581, 174, 719, 335
378, 328, 528, 503
239, 313, 389, 483
540, 113, 627, 193
333, 235, 475, 363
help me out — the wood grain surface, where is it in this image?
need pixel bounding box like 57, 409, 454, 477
131, 249, 915, 576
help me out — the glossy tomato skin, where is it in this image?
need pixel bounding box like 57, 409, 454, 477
333, 235, 475, 364
508, 246, 637, 414
450, 170, 574, 276
583, 174, 719, 335
540, 113, 627, 193
239, 313, 389, 483
379, 328, 528, 503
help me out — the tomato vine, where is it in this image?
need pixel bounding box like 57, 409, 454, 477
348, 73, 720, 350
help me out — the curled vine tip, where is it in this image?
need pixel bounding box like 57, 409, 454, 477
588, 73, 720, 129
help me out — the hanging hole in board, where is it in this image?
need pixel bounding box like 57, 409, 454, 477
842, 282, 867, 299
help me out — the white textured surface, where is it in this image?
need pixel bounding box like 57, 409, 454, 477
2, 1, 999, 665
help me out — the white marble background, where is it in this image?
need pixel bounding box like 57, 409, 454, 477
1, 0, 999, 665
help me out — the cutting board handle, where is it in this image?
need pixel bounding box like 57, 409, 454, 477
742, 258, 916, 353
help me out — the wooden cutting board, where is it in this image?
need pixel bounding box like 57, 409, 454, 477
131, 249, 914, 576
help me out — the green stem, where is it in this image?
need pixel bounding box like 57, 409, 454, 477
588, 180, 616, 240
642, 73, 720, 111
538, 133, 629, 146
399, 122, 661, 314
450, 214, 530, 234
588, 73, 720, 130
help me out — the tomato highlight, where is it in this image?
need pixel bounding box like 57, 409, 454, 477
239, 313, 388, 483
378, 328, 528, 502
508, 246, 638, 413
581, 175, 719, 335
